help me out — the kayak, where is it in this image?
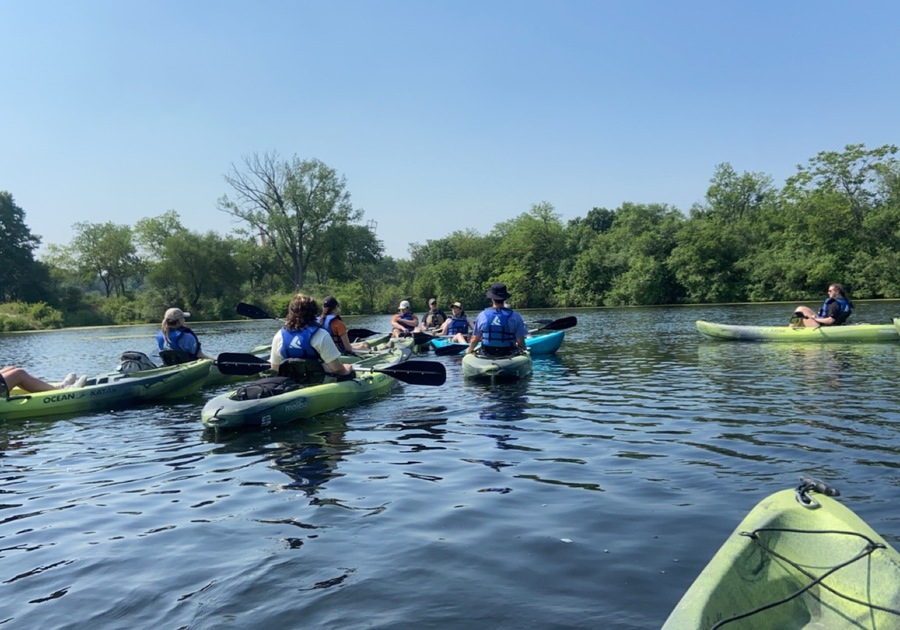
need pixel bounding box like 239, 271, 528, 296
696, 320, 899, 342
201, 344, 413, 430
526, 329, 565, 354
461, 349, 532, 381
431, 330, 566, 356
662, 479, 900, 629
1, 360, 212, 421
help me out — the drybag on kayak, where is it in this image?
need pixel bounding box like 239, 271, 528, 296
117, 351, 158, 374
233, 376, 301, 400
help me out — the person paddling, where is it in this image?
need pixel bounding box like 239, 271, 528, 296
391, 300, 419, 338
319, 296, 369, 355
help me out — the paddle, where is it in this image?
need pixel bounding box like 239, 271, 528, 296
347, 328, 380, 341
215, 353, 446, 386
215, 352, 272, 376
412, 331, 435, 346
237, 302, 282, 322
434, 342, 468, 356
530, 315, 577, 333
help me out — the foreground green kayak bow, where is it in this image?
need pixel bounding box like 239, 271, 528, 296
663, 477, 900, 629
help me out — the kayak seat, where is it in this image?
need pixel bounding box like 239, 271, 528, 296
159, 349, 194, 366
277, 358, 326, 385
478, 346, 524, 358
118, 351, 159, 373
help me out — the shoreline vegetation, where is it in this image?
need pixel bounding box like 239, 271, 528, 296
2, 144, 898, 333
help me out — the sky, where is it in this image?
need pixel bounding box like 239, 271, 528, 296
2, 1, 899, 260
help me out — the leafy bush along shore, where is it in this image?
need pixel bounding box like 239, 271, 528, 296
2, 144, 899, 330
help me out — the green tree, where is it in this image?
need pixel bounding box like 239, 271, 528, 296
0, 191, 45, 302
147, 230, 241, 318
69, 221, 143, 298
218, 152, 364, 289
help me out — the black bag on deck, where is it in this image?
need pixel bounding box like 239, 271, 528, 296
117, 351, 158, 374
277, 358, 326, 385
232, 376, 300, 401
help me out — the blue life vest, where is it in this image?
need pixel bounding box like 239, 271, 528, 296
447, 315, 470, 336
818, 297, 852, 325
157, 328, 199, 359
279, 324, 322, 360
322, 314, 346, 352
481, 308, 516, 348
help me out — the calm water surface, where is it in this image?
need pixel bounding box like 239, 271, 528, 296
3, 303, 900, 629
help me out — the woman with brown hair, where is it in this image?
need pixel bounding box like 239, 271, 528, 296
268, 294, 355, 377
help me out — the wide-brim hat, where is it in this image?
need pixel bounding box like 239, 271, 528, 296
485, 282, 511, 301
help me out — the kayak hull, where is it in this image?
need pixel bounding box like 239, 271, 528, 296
696, 320, 899, 342
663, 488, 900, 629
201, 345, 412, 429
526, 329, 565, 354
462, 351, 532, 381
1, 360, 212, 420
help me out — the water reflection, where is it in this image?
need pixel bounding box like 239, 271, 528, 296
202, 417, 352, 496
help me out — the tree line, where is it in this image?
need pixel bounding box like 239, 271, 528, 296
1, 144, 898, 331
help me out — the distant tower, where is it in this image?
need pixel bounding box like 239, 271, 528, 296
367, 219, 378, 233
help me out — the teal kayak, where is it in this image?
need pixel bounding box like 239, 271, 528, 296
461, 349, 532, 381
696, 320, 899, 342
1, 360, 212, 420
431, 330, 565, 356
201, 345, 413, 430
663, 479, 900, 629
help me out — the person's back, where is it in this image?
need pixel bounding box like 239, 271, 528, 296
467, 283, 527, 357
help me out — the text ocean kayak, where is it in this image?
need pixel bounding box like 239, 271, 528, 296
662, 479, 900, 629
696, 320, 899, 342
201, 344, 413, 429
1, 360, 212, 420
461, 350, 532, 381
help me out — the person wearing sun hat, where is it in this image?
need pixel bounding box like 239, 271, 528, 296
439, 301, 472, 343
466, 282, 527, 357
157, 307, 213, 361
391, 299, 419, 338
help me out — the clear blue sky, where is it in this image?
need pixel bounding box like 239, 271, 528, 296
2, 1, 898, 260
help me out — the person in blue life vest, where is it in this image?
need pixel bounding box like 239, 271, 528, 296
319, 296, 369, 355
790, 283, 854, 328
391, 300, 419, 337
418, 297, 447, 332
439, 302, 472, 344
269, 293, 355, 376
157, 308, 213, 360
466, 282, 528, 357
1, 366, 86, 394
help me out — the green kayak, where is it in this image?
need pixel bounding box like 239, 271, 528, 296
663, 479, 900, 629
696, 320, 899, 342
201, 344, 414, 430
461, 349, 532, 381
1, 359, 212, 421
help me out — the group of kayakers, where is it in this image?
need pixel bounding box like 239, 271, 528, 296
389, 282, 528, 356
3, 282, 854, 396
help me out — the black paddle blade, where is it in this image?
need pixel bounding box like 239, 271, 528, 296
434, 342, 467, 356
371, 360, 446, 386
237, 302, 279, 321
347, 328, 380, 341
412, 331, 434, 347
538, 316, 577, 332
215, 352, 270, 376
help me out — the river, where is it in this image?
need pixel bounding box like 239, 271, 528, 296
2, 302, 899, 628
